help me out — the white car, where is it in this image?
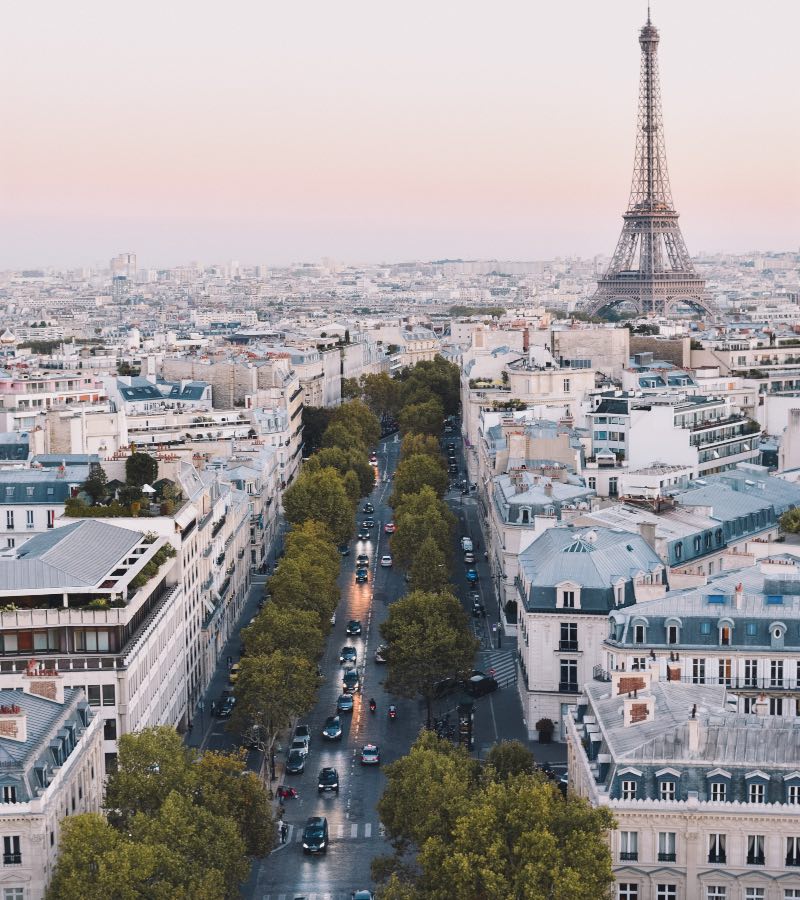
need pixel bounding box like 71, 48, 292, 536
461, 537, 473, 552
380, 554, 393, 567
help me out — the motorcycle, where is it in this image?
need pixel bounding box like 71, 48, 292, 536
277, 786, 299, 801
369, 698, 377, 713
388, 705, 397, 720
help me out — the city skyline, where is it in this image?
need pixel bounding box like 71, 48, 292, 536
0, 0, 797, 268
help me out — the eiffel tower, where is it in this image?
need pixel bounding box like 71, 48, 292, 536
587, 11, 714, 318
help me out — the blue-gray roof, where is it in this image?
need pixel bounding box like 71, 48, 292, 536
0, 465, 91, 504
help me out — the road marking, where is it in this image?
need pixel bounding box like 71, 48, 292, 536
351, 823, 358, 838
364, 823, 372, 837
337, 822, 345, 838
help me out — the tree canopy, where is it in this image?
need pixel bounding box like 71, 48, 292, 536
301, 405, 334, 453
329, 399, 381, 448
391, 453, 449, 505
282, 466, 354, 544
361, 372, 401, 416
81, 462, 108, 503
391, 486, 455, 568
125, 451, 158, 488
398, 397, 445, 438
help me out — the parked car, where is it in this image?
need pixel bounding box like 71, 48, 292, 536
286, 749, 306, 774
461, 537, 473, 552
384, 522, 396, 534
318, 767, 339, 793
466, 568, 478, 583
339, 646, 357, 664
374, 644, 388, 663
380, 554, 393, 567
228, 662, 241, 684
352, 891, 375, 900
346, 619, 363, 636
217, 694, 236, 718
322, 716, 343, 740
302, 816, 329, 854
342, 669, 361, 694
464, 551, 475, 564
472, 597, 485, 617
360, 744, 380, 766
337, 693, 355, 713
293, 724, 311, 750
289, 737, 309, 757
338, 543, 350, 556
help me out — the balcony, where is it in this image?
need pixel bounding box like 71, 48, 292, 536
786, 858, 800, 868
2, 854, 21, 865
559, 640, 579, 652
619, 852, 638, 861
558, 682, 579, 693
747, 855, 765, 866
708, 853, 726, 864
658, 852, 676, 862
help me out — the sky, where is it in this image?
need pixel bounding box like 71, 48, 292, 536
0, 0, 797, 269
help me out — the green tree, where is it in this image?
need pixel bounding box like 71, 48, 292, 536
780, 507, 800, 534
242, 604, 325, 661
391, 453, 448, 504
330, 399, 381, 447
399, 357, 460, 417
231, 650, 318, 757
81, 462, 108, 504
282, 519, 340, 569
301, 406, 333, 453
361, 372, 401, 416
398, 397, 445, 437
484, 740, 536, 781
380, 590, 477, 725
408, 536, 449, 593
417, 776, 615, 900
341, 377, 361, 400
392, 487, 455, 568
282, 467, 354, 544
400, 432, 442, 461
125, 451, 158, 488
268, 555, 340, 623
305, 446, 374, 496
343, 469, 361, 503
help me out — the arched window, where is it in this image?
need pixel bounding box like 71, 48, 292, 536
674, 541, 683, 560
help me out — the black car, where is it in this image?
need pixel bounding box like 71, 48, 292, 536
464, 672, 498, 697
339, 645, 357, 664
342, 669, 361, 694
302, 816, 329, 854
338, 543, 350, 556
286, 749, 306, 775
318, 767, 340, 793
362, 519, 375, 529
358, 530, 371, 542
346, 619, 362, 636
362, 503, 374, 514
322, 715, 343, 740
355, 570, 368, 584
472, 598, 485, 617
217, 694, 236, 718
356, 553, 370, 565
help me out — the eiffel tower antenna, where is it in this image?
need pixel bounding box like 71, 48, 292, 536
587, 13, 714, 319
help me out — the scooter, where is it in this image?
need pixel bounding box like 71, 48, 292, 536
369, 698, 377, 713
388, 705, 397, 720
277, 786, 299, 801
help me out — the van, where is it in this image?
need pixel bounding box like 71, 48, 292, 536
461, 537, 473, 552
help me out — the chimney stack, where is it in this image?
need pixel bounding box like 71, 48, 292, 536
734, 582, 743, 609
638, 521, 657, 551
754, 692, 769, 717
687, 704, 700, 753
544, 482, 553, 498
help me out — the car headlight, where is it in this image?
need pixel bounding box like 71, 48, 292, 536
319, 840, 326, 848
302, 843, 309, 848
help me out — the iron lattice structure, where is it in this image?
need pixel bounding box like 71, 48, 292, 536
587, 13, 714, 318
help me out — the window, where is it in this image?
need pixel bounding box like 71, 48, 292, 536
710, 782, 727, 802
788, 784, 800, 804
749, 783, 765, 803
618, 886, 638, 900
720, 625, 731, 646
706, 888, 726, 900
25, 510, 33, 529
747, 833, 765, 864
700, 622, 712, 635
718, 658, 732, 686
631, 657, 647, 671
588, 477, 596, 490
658, 831, 676, 862
87, 686, 100, 707
559, 659, 577, 692
3, 890, 24, 900
47, 509, 55, 528
560, 623, 578, 651
708, 833, 726, 863
771, 659, 784, 687
771, 697, 784, 716
744, 658, 758, 687
657, 888, 677, 900
2, 836, 21, 865
615, 583, 625, 605
745, 890, 765, 900
694, 535, 702, 552
74, 630, 110, 653
563, 379, 571, 392
620, 831, 638, 861
633, 624, 645, 643
787, 836, 800, 867
743, 697, 756, 714
692, 658, 706, 684
674, 541, 682, 559
659, 781, 676, 801
785, 891, 800, 899
562, 590, 575, 608
5, 538, 14, 549
102, 684, 115, 707
5, 511, 13, 530
745, 622, 757, 636
1, 786, 16, 803
103, 718, 117, 741
667, 625, 678, 644
609, 477, 618, 497
621, 780, 637, 800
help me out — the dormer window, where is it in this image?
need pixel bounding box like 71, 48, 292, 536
749, 783, 765, 803
520, 508, 530, 524
557, 583, 580, 609
659, 780, 676, 800
614, 581, 625, 606
633, 622, 646, 643
718, 621, 733, 646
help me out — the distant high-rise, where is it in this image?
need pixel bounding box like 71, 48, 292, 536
110, 252, 137, 279
587, 13, 713, 318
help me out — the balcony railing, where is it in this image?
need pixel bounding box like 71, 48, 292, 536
558, 682, 579, 693
747, 854, 765, 866
559, 640, 579, 652
708, 853, 726, 864
786, 858, 800, 868
619, 852, 638, 861
658, 852, 676, 862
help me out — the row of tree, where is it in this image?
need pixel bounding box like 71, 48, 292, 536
47, 727, 273, 899
373, 733, 616, 900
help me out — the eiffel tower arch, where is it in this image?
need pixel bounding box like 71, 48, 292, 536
587, 13, 715, 319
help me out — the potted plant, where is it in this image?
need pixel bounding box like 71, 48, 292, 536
535, 717, 555, 744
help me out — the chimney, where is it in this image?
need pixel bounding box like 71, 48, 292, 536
638, 521, 657, 550
734, 582, 743, 609
544, 482, 553, 498
754, 692, 769, 717
687, 705, 700, 753
23, 659, 65, 704
0, 701, 26, 743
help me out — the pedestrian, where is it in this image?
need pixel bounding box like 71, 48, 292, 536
281, 821, 289, 844
227, 655, 233, 670
277, 804, 285, 820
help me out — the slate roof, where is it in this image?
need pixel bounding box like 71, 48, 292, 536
0, 520, 143, 590
0, 432, 30, 461
673, 483, 774, 520
0, 465, 91, 504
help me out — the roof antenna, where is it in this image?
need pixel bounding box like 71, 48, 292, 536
647, 1, 652, 24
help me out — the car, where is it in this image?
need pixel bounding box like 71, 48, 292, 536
337, 693, 355, 713
362, 519, 375, 529
356, 570, 368, 584
466, 568, 478, 584
464, 672, 498, 697
286, 749, 306, 774
228, 662, 240, 684
322, 715, 343, 740
358, 530, 371, 542
464, 551, 475, 564
356, 553, 370, 565
374, 644, 388, 663
338, 543, 350, 556
461, 537, 473, 552
342, 669, 361, 693
472, 597, 485, 617
289, 737, 309, 757
369, 453, 378, 464
384, 522, 396, 534
360, 744, 380, 765
302, 816, 329, 854
293, 724, 311, 750
380, 554, 393, 567
352, 892, 375, 900
432, 676, 458, 698
449, 464, 458, 473
346, 619, 362, 636
318, 767, 340, 793
217, 694, 236, 718
362, 503, 374, 514
339, 646, 357, 664
447, 441, 455, 449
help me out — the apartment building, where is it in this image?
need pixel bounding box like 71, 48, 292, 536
0, 370, 105, 433
567, 671, 800, 900
692, 334, 800, 396
0, 677, 104, 900
515, 526, 665, 740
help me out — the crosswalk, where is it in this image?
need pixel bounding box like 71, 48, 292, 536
477, 649, 518, 685
262, 894, 373, 900
285, 821, 381, 843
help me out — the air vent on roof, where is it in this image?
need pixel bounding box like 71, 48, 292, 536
707, 594, 726, 604
766, 595, 783, 605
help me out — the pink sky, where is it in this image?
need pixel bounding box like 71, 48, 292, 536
0, 0, 797, 267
